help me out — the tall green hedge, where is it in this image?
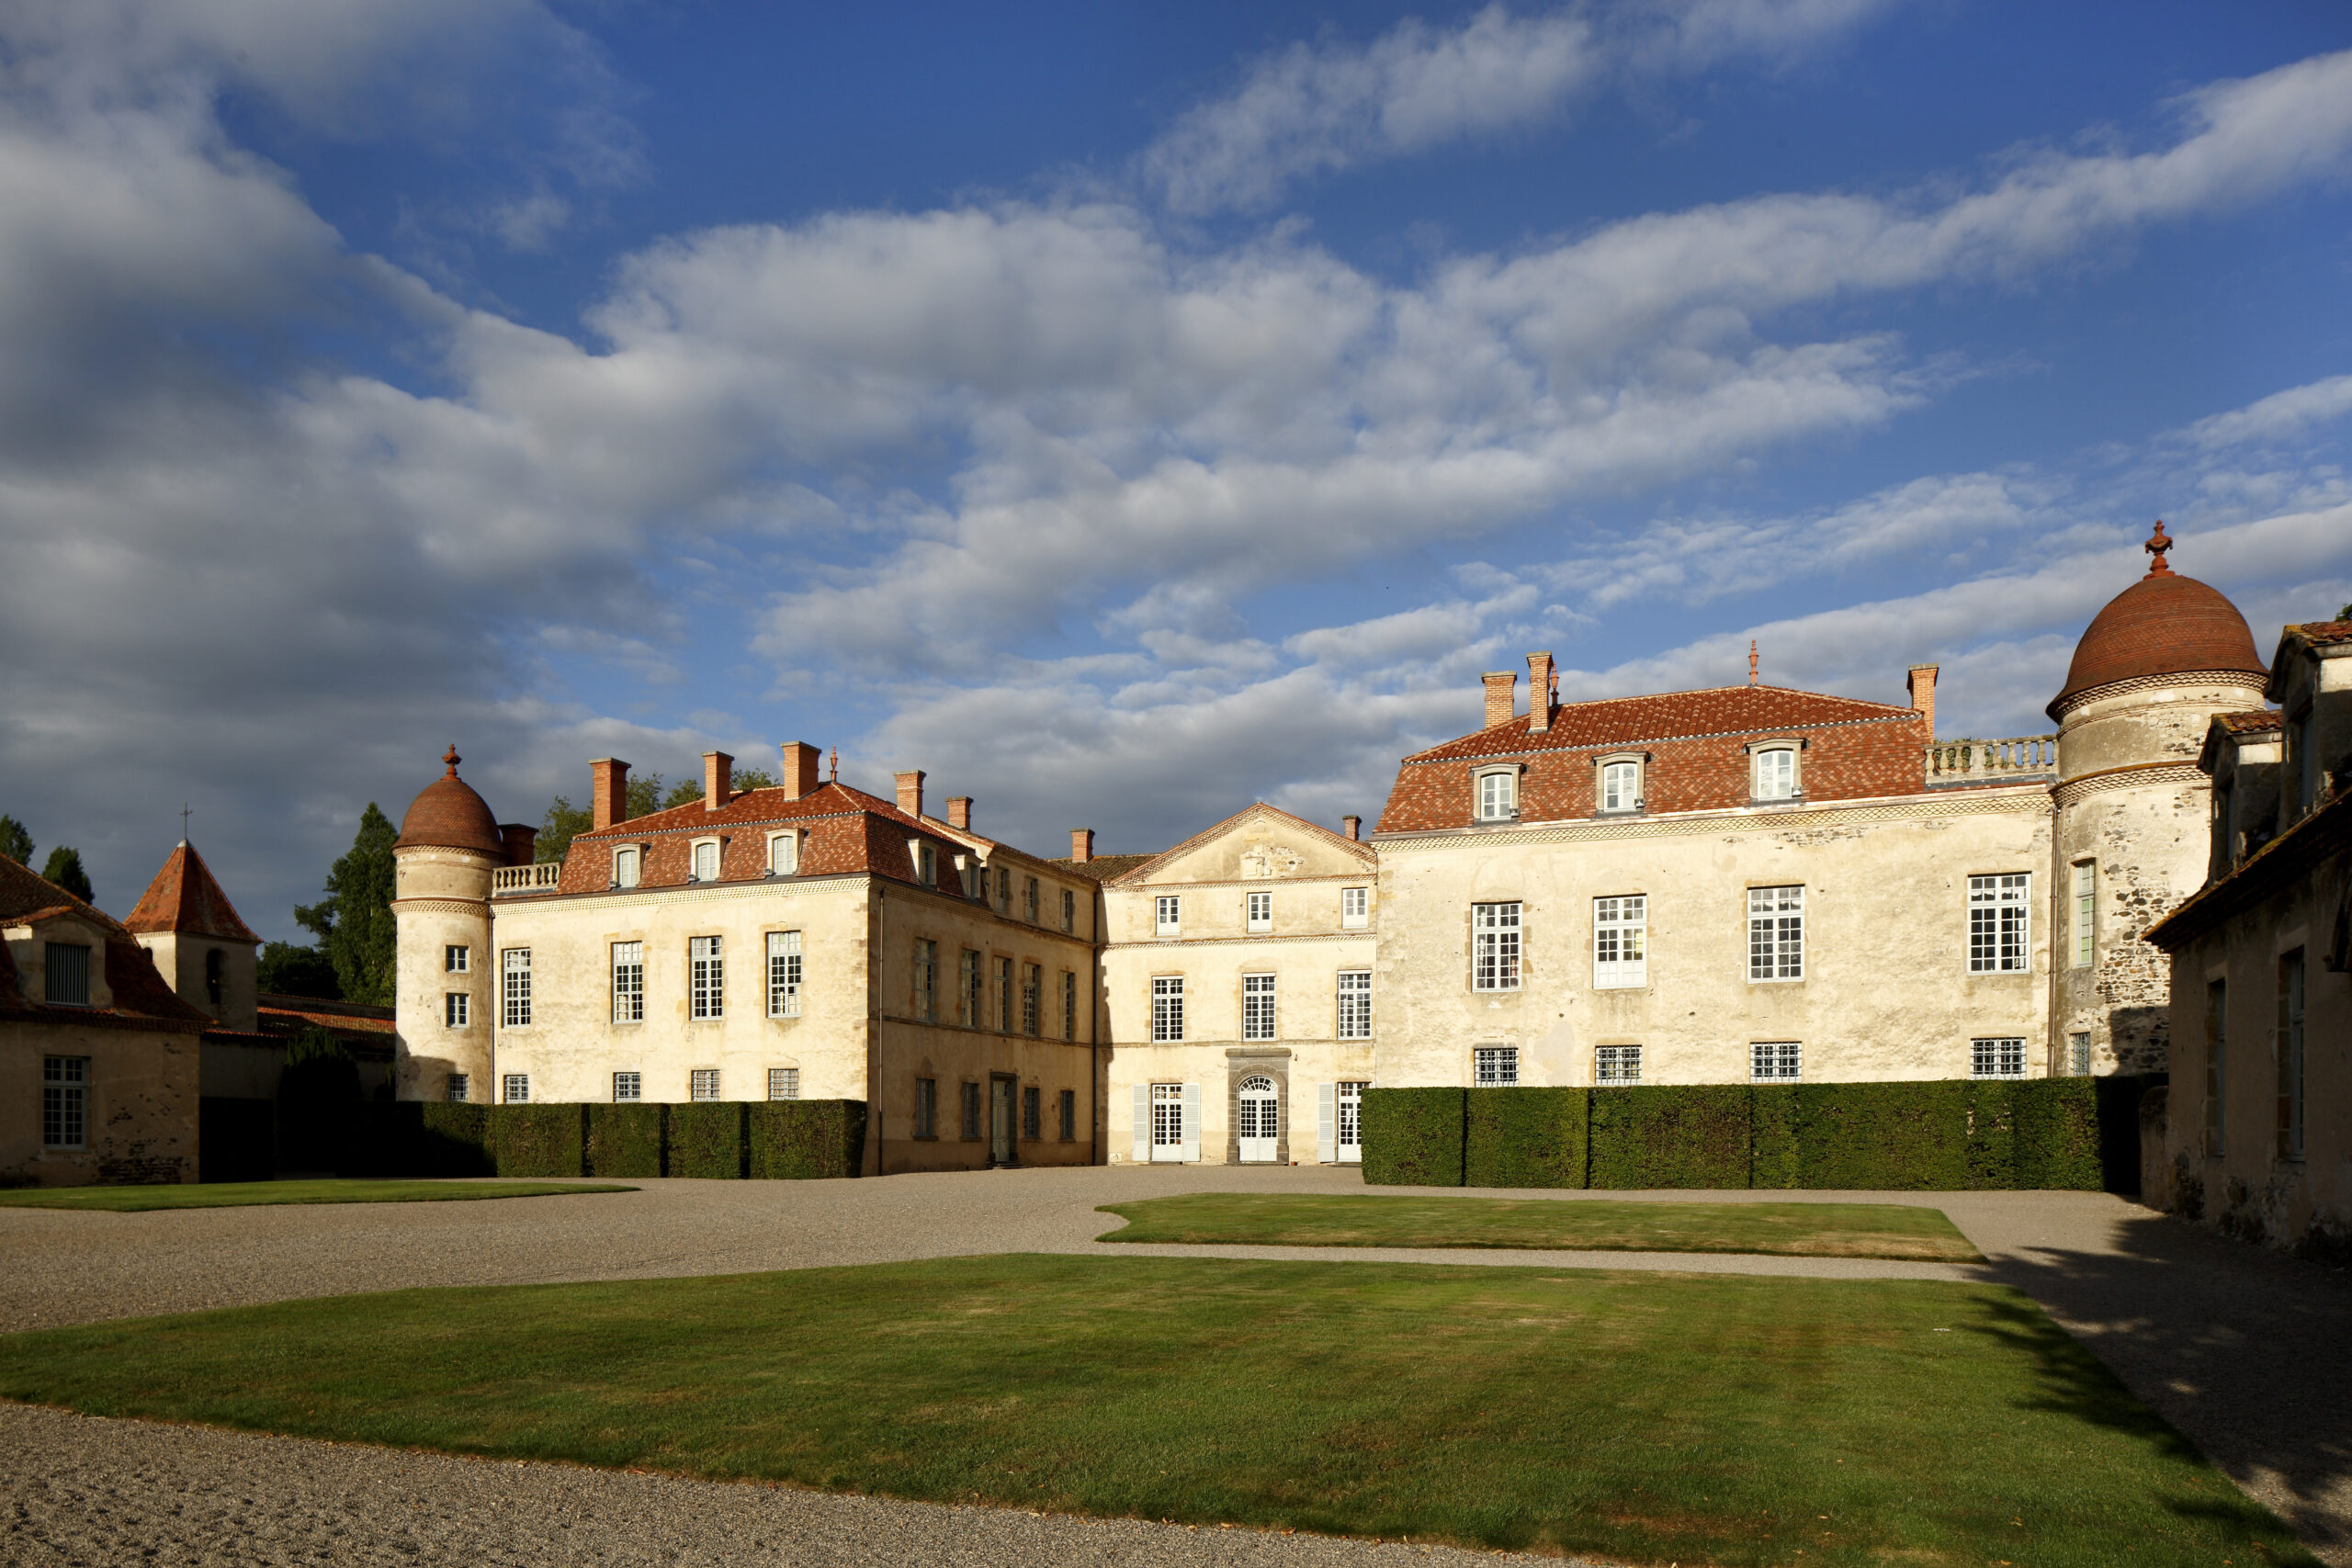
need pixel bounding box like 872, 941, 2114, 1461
1361, 1089, 1465, 1186
2014, 1077, 2103, 1190
669, 1101, 748, 1179
748, 1100, 866, 1179
1748, 1085, 1799, 1189
1793, 1081, 1971, 1190
497, 1103, 587, 1178
586, 1103, 666, 1179
1589, 1085, 1751, 1190
1464, 1087, 1588, 1189
418, 1102, 495, 1177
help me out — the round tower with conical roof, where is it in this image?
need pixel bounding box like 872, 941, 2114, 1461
2048, 524, 2268, 1075
391, 747, 506, 1102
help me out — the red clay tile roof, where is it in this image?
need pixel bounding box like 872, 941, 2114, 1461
122, 841, 260, 943
2215, 710, 2283, 735
1052, 852, 1158, 883
2287, 619, 2352, 647
0, 854, 211, 1029
395, 748, 507, 857
1406, 684, 1919, 763
2050, 564, 2264, 718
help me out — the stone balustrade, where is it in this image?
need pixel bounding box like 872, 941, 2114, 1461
1927, 735, 2057, 785
492, 862, 562, 895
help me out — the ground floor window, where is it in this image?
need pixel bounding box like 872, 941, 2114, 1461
1971, 1037, 2026, 1079
2068, 1032, 2092, 1077
961, 1080, 982, 1139
613, 1071, 641, 1102
690, 1068, 721, 1101
1337, 1080, 1365, 1155
1474, 1045, 1519, 1086
1151, 1083, 1184, 1149
768, 1067, 799, 1100
446, 1074, 469, 1103
503, 1073, 529, 1103
1023, 1085, 1041, 1140
1750, 1042, 1801, 1083
1058, 1088, 1077, 1141
915, 1077, 937, 1138
1596, 1044, 1643, 1085
41, 1055, 87, 1148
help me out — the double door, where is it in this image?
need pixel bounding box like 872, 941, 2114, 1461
1238, 1075, 1279, 1163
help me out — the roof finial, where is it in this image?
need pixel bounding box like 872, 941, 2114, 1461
2144, 520, 2173, 577
1748, 639, 1759, 687
442, 744, 461, 778
179, 803, 192, 843
829, 746, 839, 783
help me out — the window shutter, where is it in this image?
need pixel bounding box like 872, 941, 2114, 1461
1317, 1082, 1336, 1164
1180, 1083, 1201, 1162
1131, 1083, 1149, 1163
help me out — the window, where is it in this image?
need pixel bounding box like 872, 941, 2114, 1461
1475, 768, 1517, 821
43, 943, 90, 1007
503, 1073, 530, 1103
1474, 1045, 1519, 1086
1337, 970, 1373, 1040
911, 841, 937, 886
1341, 886, 1369, 929
1970, 874, 2031, 974
1472, 901, 1521, 991
961, 949, 982, 1028
1023, 1085, 1041, 1140
1747, 886, 1804, 981
2204, 980, 2227, 1156
1061, 969, 1077, 1041
1750, 1042, 1801, 1082
612, 942, 644, 1023
501, 948, 531, 1027
613, 1071, 641, 1102
444, 944, 469, 975
997, 955, 1013, 1032
2072, 863, 2096, 967
691, 1068, 721, 1101
1058, 1088, 1077, 1141
1596, 1044, 1643, 1085
1752, 747, 1796, 801
2279, 951, 2306, 1160
2069, 1032, 2093, 1077
1022, 962, 1041, 1036
961, 1080, 981, 1140
1593, 896, 1646, 987
1600, 759, 1640, 813
615, 846, 640, 888
767, 931, 802, 1018
1151, 1082, 1184, 1149
913, 939, 937, 1021
444, 991, 469, 1027
1151, 976, 1184, 1042
1972, 1037, 2026, 1079
995, 867, 1011, 910
2289, 712, 2318, 819
204, 948, 225, 1006
1061, 888, 1076, 933
690, 936, 723, 1020
1243, 973, 1276, 1041
692, 840, 719, 882
1156, 895, 1181, 936
446, 1074, 469, 1103
41, 1056, 86, 1148
1246, 891, 1272, 932
915, 1077, 937, 1138
768, 831, 800, 875
1337, 1081, 1365, 1155
1024, 876, 1039, 922
768, 1067, 799, 1100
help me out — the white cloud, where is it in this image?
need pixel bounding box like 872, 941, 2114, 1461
2180, 375, 2352, 450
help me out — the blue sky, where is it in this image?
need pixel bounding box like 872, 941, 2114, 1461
1, 1, 2348, 939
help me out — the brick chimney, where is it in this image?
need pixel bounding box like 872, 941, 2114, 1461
1906, 665, 1939, 740
780, 741, 821, 800
947, 796, 973, 831
590, 758, 630, 830
498, 823, 537, 867
1070, 828, 1093, 863
703, 750, 733, 811
895, 769, 925, 820
1342, 815, 1361, 840
1526, 652, 1555, 734
1482, 671, 1516, 729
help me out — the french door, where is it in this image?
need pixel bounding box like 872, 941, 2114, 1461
989, 1075, 1016, 1166
1336, 1080, 1365, 1165
1150, 1082, 1187, 1161
1238, 1075, 1279, 1163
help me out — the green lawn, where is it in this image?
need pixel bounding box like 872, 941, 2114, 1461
0, 1179, 635, 1213
1097, 1192, 1984, 1261
0, 1254, 2308, 1566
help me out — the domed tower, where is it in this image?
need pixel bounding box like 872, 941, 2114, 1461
2049, 524, 2267, 1075
391, 747, 506, 1102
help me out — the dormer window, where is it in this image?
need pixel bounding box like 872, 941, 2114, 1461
691, 840, 721, 882
1474, 765, 1519, 822
766, 830, 801, 876
909, 840, 937, 886
43, 943, 91, 1008
1750, 744, 1800, 802
1598, 756, 1643, 814
615, 847, 641, 888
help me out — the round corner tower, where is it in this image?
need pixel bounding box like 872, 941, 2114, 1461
390, 747, 506, 1102
2048, 525, 2267, 1075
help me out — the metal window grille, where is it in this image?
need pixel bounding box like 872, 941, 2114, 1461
1753, 749, 1795, 800
2068, 1032, 2093, 1077
612, 942, 644, 1023
615, 847, 639, 888
1151, 976, 1184, 1042
1476, 771, 1514, 819
1061, 888, 1076, 932
444, 944, 469, 975
1472, 901, 1521, 991
769, 832, 798, 875
1601, 760, 1639, 811
613, 1071, 641, 1102
690, 936, 723, 1020
1749, 1042, 1801, 1082
2073, 863, 2095, 966
1156, 895, 1181, 935
501, 948, 532, 1027
2280, 951, 2306, 1159
1247, 891, 1272, 932
1151, 1082, 1183, 1147
1341, 886, 1368, 927
767, 931, 802, 1018
768, 1067, 799, 1100
1337, 1081, 1364, 1148
1061, 970, 1076, 1041
913, 939, 937, 1021
446, 1074, 469, 1103
1969, 874, 2031, 974
1747, 886, 1804, 980
997, 956, 1013, 1032
1022, 963, 1040, 1036
691, 1068, 721, 1101
503, 1073, 529, 1103
1058, 1088, 1076, 1141
1242, 973, 1276, 1040
1474, 1045, 1519, 1086
1337, 970, 1373, 1040
1023, 1085, 1040, 1140
961, 949, 982, 1027
1596, 1044, 1643, 1084
1593, 895, 1646, 987
961, 1080, 981, 1139
916, 1077, 937, 1137
1971, 1037, 2026, 1079
444, 991, 469, 1027
41, 1055, 86, 1147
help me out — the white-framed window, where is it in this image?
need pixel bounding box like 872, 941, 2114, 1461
913, 939, 937, 1021
444, 991, 469, 1027
1751, 746, 1797, 801
1337, 970, 1372, 1040
1242, 973, 1276, 1040
41, 1055, 86, 1148
1341, 886, 1369, 928
691, 840, 720, 882
503, 1073, 529, 1103
1151, 976, 1184, 1042
1474, 1044, 1519, 1086
501, 948, 531, 1027
910, 841, 937, 886
691, 1067, 720, 1101
1156, 895, 1181, 936
614, 846, 640, 888
1475, 766, 1518, 821
2071, 862, 2095, 968
444, 944, 469, 974
42, 943, 89, 1007
1593, 895, 1646, 988
1151, 1081, 1184, 1149
613, 1071, 641, 1102
1750, 1042, 1801, 1082
1969, 874, 2031, 974
1247, 891, 1272, 932
446, 1074, 469, 1103
1596, 1044, 1643, 1084
1061, 969, 1077, 1041
2068, 1032, 2093, 1077
690, 935, 723, 1020
768, 1066, 800, 1100
768, 830, 801, 876
1022, 962, 1041, 1036
1600, 759, 1641, 813
1336, 1080, 1365, 1156
1472, 901, 1521, 991
1971, 1037, 2026, 1079
612, 941, 644, 1023
1061, 888, 1076, 932
1747, 886, 1804, 981
767, 931, 802, 1019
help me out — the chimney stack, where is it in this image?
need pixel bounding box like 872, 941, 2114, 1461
1070, 828, 1093, 863
1526, 651, 1555, 734
1342, 815, 1361, 840
895, 769, 925, 820
947, 796, 973, 831
590, 758, 630, 831
498, 823, 538, 867
1482, 671, 1517, 730
1906, 665, 1939, 740
703, 750, 733, 811
780, 741, 821, 800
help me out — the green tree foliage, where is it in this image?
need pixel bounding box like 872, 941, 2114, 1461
0, 815, 31, 866
258, 941, 342, 1000
662, 777, 704, 809
40, 847, 92, 902
295, 806, 398, 1006
732, 767, 776, 792
535, 773, 670, 863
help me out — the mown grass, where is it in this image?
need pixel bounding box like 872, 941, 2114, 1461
0, 1179, 635, 1213
1097, 1192, 1983, 1261
0, 1254, 2310, 1565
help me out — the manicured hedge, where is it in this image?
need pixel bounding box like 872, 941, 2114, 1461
586, 1103, 666, 1179
1361, 1089, 1465, 1187
1794, 1081, 1972, 1190
1464, 1087, 1588, 1189
418, 1102, 496, 1177
668, 1101, 748, 1179
1589, 1085, 1752, 1190
1748, 1085, 1799, 1190
2014, 1077, 2104, 1191
748, 1100, 866, 1180
497, 1103, 587, 1178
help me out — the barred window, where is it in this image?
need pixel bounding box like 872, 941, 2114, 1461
501, 948, 531, 1027
42, 943, 90, 1007
1474, 1045, 1519, 1086
612, 941, 644, 1023
1242, 973, 1276, 1041
1061, 969, 1077, 1041
41, 1055, 86, 1148
1593, 895, 1646, 988
1596, 1044, 1643, 1084
691, 1068, 721, 1101
614, 846, 640, 888
1151, 976, 1184, 1042
961, 1080, 981, 1139
915, 1077, 937, 1138
1970, 874, 2031, 974
913, 939, 937, 1021
444, 991, 469, 1027
961, 949, 982, 1028
1023, 1085, 1041, 1140
1747, 886, 1804, 981
690, 936, 723, 1019
768, 1067, 799, 1100
613, 1071, 641, 1102
767, 931, 802, 1018
1022, 962, 1041, 1036
1156, 895, 1181, 936
446, 1073, 469, 1103
1058, 1088, 1077, 1141
1337, 970, 1372, 1040
1971, 1037, 2026, 1079
2068, 1031, 2093, 1077
1750, 1042, 1801, 1082
1247, 891, 1272, 932
1472, 901, 1521, 991
1341, 886, 1369, 928
503, 1073, 530, 1103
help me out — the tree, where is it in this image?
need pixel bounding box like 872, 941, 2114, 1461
258, 940, 342, 1000
662, 777, 704, 809
0, 815, 30, 866
40, 846, 92, 902
535, 773, 670, 863
732, 766, 776, 792
294, 805, 398, 1007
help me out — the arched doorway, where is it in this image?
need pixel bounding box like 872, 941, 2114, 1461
1237, 1075, 1279, 1163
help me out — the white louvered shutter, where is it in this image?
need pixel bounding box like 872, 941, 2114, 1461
1180, 1083, 1201, 1162
1131, 1083, 1149, 1163
1317, 1083, 1336, 1163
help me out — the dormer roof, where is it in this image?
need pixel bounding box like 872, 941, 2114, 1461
123, 840, 261, 944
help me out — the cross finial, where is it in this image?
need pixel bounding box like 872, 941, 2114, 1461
2144, 520, 2173, 576
442, 744, 461, 777
1748, 639, 1759, 686
179, 803, 192, 840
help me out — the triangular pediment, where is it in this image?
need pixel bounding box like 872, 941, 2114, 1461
1112, 803, 1374, 887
